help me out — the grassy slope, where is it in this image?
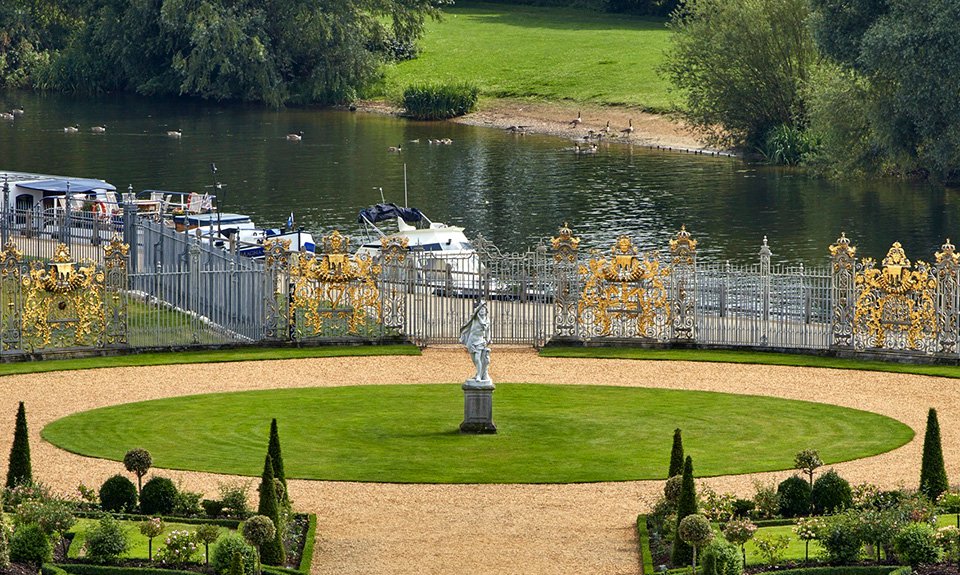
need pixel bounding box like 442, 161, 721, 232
379, 2, 677, 111
42, 384, 911, 484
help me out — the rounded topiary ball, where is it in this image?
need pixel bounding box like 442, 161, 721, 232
140, 476, 178, 515
664, 475, 683, 504
678, 514, 713, 546
241, 515, 276, 548
777, 475, 811, 518
99, 474, 138, 513
811, 469, 853, 515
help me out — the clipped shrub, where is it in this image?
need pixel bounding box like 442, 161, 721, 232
731, 499, 755, 518
401, 82, 479, 120
812, 469, 853, 515
241, 515, 276, 552
664, 475, 683, 504
267, 419, 287, 502
100, 474, 138, 513
85, 515, 129, 563
894, 522, 941, 567
140, 476, 178, 515
123, 448, 152, 494
672, 456, 697, 566
212, 534, 258, 575
6, 402, 32, 488
669, 428, 685, 478
777, 475, 811, 518
702, 535, 743, 575
256, 456, 285, 565
202, 499, 226, 517
920, 408, 948, 501
9, 523, 50, 565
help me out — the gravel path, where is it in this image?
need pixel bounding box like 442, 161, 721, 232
0, 347, 954, 575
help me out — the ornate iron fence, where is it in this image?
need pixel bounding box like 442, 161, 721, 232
2, 209, 960, 363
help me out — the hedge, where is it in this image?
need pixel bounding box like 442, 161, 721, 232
299, 513, 317, 574
50, 565, 198, 575
73, 510, 241, 529
637, 515, 655, 575
754, 566, 909, 575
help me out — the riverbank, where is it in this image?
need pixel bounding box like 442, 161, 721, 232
356, 98, 733, 156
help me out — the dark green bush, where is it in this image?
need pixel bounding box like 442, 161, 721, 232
811, 470, 852, 515
732, 498, 755, 518
777, 476, 811, 518
84, 515, 129, 563
893, 522, 940, 567
212, 534, 258, 575
401, 83, 479, 120
9, 523, 51, 565
202, 499, 225, 517
172, 490, 204, 517
139, 477, 178, 515
6, 402, 32, 489
100, 475, 138, 513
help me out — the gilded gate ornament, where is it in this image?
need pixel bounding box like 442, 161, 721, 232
551, 223, 580, 338
551, 222, 580, 264
21, 243, 104, 349
102, 234, 129, 345
935, 239, 960, 353
577, 235, 670, 339
829, 232, 857, 347
0, 240, 24, 350
263, 239, 293, 340
290, 231, 381, 336
853, 242, 937, 351
669, 226, 697, 340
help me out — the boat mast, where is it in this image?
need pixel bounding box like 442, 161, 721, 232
403, 163, 408, 208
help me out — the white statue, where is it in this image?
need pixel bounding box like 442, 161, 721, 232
459, 301, 491, 383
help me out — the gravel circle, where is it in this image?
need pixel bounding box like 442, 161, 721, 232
0, 347, 951, 575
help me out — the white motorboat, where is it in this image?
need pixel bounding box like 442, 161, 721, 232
171, 211, 315, 258
356, 203, 488, 294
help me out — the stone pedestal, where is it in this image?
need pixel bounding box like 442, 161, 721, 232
460, 379, 496, 434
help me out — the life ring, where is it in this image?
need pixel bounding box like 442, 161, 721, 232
93, 201, 109, 220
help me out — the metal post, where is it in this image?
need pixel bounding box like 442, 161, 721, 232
190, 241, 201, 344
2, 177, 9, 245
759, 236, 771, 345
63, 181, 73, 250
123, 185, 138, 275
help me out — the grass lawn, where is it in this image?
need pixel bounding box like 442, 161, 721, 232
378, 2, 677, 111
540, 346, 960, 380
42, 384, 911, 484
68, 518, 233, 561
0, 344, 419, 377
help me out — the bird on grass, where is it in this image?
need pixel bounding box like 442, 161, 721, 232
63, 125, 80, 133
0, 112, 14, 121
621, 119, 634, 136
11, 108, 24, 116
388, 144, 402, 152
90, 125, 107, 133
568, 111, 582, 128
167, 129, 182, 138
601, 121, 611, 135
286, 131, 303, 141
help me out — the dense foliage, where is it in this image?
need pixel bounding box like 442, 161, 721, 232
672, 455, 697, 565
893, 522, 940, 567
919, 408, 948, 501
100, 474, 139, 513
777, 476, 811, 518
84, 515, 130, 563
6, 402, 32, 488
811, 469, 853, 515
0, 0, 444, 105
401, 82, 479, 120
662, 0, 815, 148
140, 476, 179, 515
212, 534, 258, 575
8, 523, 50, 566
808, 0, 960, 180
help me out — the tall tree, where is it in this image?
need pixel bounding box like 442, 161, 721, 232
663, 0, 816, 147
257, 455, 285, 566
672, 456, 697, 566
919, 407, 948, 501
6, 401, 31, 488
267, 419, 287, 502
668, 428, 684, 478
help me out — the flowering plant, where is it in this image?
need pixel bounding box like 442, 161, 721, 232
793, 517, 822, 541
157, 529, 199, 565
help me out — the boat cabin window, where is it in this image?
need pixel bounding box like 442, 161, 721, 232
14, 195, 33, 212
461, 241, 473, 250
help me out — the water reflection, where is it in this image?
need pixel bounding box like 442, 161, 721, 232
0, 91, 953, 266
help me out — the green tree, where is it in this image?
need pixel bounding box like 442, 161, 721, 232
6, 402, 32, 488
919, 407, 948, 501
257, 455, 285, 566
794, 449, 823, 489
672, 456, 697, 566
662, 0, 816, 148
138, 518, 164, 561
668, 428, 684, 478
195, 523, 221, 566
267, 419, 287, 503
679, 514, 713, 575
123, 448, 153, 495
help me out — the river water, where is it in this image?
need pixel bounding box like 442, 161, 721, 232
0, 91, 955, 266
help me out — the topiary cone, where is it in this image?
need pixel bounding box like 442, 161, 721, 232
920, 407, 948, 500
267, 419, 287, 502
257, 455, 286, 566
6, 401, 32, 488
672, 456, 697, 566
668, 428, 684, 478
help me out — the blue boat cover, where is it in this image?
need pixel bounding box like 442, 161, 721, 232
17, 178, 117, 193
357, 203, 424, 224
